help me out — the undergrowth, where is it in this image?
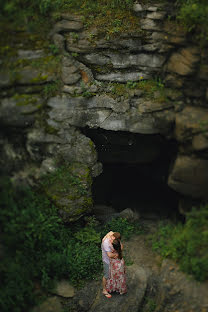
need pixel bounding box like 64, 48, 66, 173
0, 177, 141, 312
176, 0, 208, 44
151, 203, 208, 282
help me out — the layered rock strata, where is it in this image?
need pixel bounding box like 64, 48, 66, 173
1, 1, 208, 220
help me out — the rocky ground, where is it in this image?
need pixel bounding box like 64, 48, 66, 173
32, 218, 208, 312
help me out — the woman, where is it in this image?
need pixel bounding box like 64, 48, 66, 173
106, 238, 127, 295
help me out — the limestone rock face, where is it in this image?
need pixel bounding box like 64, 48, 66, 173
166, 47, 200, 76
47, 95, 174, 135
96, 71, 150, 82
0, 96, 42, 128
50, 19, 83, 37
168, 155, 208, 198
175, 106, 208, 142
1, 4, 208, 217
41, 162, 93, 222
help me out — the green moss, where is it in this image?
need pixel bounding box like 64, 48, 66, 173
13, 94, 38, 106
109, 82, 130, 99
40, 162, 93, 221
82, 197, 93, 209
30, 55, 61, 75
30, 74, 48, 83
107, 78, 168, 103
44, 124, 59, 135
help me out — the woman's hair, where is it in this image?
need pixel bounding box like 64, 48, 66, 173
112, 239, 122, 260
113, 232, 121, 240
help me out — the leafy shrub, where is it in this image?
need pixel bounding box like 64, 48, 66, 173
0, 178, 142, 311
101, 217, 144, 240
152, 203, 208, 281
177, 0, 208, 43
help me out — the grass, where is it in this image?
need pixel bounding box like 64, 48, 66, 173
151, 203, 208, 282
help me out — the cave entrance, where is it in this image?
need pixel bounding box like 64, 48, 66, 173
83, 128, 179, 218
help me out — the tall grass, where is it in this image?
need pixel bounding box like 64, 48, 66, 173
152, 203, 208, 281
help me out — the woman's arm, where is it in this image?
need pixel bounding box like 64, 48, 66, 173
107, 251, 118, 259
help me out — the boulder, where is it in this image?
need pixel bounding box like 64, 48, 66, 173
52, 280, 75, 298
89, 265, 147, 312
72, 264, 147, 312
166, 47, 200, 76
168, 155, 208, 199
175, 106, 208, 142
119, 208, 140, 221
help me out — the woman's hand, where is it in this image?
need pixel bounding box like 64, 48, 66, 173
113, 253, 118, 259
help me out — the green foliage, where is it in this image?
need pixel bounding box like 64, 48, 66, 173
49, 44, 59, 55
0, 177, 143, 311
126, 80, 138, 89
80, 82, 95, 98
0, 178, 70, 311
1, 0, 139, 42
151, 203, 208, 281
101, 217, 144, 240
40, 163, 89, 196
42, 80, 61, 98
109, 77, 167, 103
0, 0, 63, 18
144, 297, 157, 312
177, 0, 208, 43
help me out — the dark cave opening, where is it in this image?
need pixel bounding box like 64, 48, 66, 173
82, 128, 180, 218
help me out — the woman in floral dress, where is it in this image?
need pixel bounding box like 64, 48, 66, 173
106, 238, 127, 295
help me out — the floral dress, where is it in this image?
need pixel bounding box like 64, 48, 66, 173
106, 253, 127, 294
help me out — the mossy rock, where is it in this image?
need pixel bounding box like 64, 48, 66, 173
40, 162, 93, 222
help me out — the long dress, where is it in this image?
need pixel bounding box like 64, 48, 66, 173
106, 254, 127, 294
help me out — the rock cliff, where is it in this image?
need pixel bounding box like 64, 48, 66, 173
0, 1, 208, 221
